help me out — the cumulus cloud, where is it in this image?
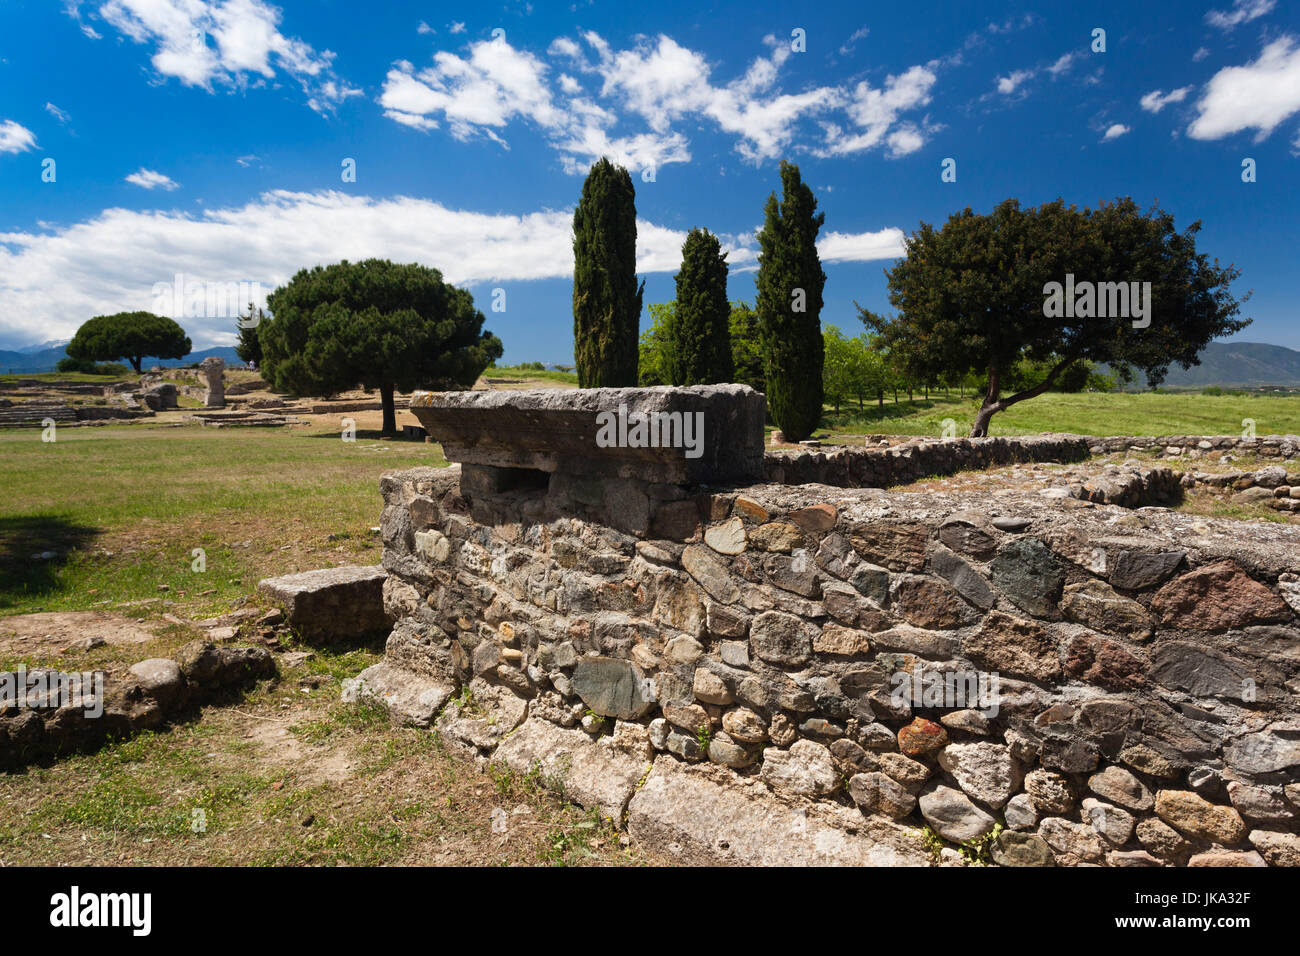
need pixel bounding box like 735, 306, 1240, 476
0, 190, 904, 348
1140, 86, 1193, 113
996, 69, 1033, 95
381, 31, 937, 171
1206, 0, 1276, 30
0, 120, 37, 154
125, 168, 179, 190
68, 0, 361, 114
1101, 123, 1130, 141
1188, 35, 1300, 141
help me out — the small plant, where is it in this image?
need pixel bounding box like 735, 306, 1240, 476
911, 824, 946, 864
958, 822, 1004, 867
695, 724, 712, 751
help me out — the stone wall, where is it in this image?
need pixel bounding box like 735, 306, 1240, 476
355, 457, 1300, 867
763, 432, 1300, 490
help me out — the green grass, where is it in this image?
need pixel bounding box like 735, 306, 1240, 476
0, 422, 445, 617
483, 364, 578, 385
819, 390, 1300, 440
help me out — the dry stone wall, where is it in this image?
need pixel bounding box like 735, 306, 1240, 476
354, 449, 1300, 866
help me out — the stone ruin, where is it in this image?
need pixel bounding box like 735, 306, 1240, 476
339, 384, 1300, 866
200, 356, 226, 408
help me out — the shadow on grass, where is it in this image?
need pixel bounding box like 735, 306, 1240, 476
302, 429, 431, 443
0, 515, 101, 611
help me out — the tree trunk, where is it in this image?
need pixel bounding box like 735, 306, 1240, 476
969, 367, 1001, 437
380, 383, 397, 437
877, 391, 884, 409
131, 356, 143, 373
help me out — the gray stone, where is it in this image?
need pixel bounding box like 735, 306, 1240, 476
681, 545, 741, 604
918, 784, 996, 843
750, 611, 812, 666
704, 518, 747, 555
848, 772, 917, 819
491, 718, 648, 820
1024, 769, 1075, 815
1037, 817, 1105, 865
707, 731, 755, 769
990, 538, 1063, 617
257, 565, 389, 643
1108, 550, 1184, 590
991, 831, 1055, 867
627, 756, 932, 866
127, 658, 186, 708
340, 662, 453, 728
1225, 730, 1300, 774
929, 547, 995, 609
1087, 765, 1154, 811
937, 742, 1022, 808
409, 384, 767, 485
760, 739, 840, 796
571, 656, 656, 720
1227, 781, 1294, 822
1082, 797, 1136, 845
1004, 794, 1038, 831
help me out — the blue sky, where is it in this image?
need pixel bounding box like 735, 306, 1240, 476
1, 0, 1298, 363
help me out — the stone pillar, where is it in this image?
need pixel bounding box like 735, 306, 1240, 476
200, 357, 226, 408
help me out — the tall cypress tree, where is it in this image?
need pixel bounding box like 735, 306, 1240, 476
666, 228, 733, 385
572, 158, 644, 387
755, 161, 826, 440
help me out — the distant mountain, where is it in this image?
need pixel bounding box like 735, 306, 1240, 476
0, 344, 243, 374
1145, 342, 1300, 388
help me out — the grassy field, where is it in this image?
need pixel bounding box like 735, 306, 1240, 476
819, 390, 1300, 440
0, 420, 443, 618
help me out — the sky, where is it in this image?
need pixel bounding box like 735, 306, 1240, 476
0, 0, 1298, 363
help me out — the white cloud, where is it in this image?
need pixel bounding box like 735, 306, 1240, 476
45, 102, 72, 124
1102, 123, 1130, 141
0, 120, 37, 154
1140, 86, 1193, 113
1206, 0, 1276, 30
1047, 52, 1076, 77
448, 21, 466, 35
0, 190, 905, 349
417, 21, 433, 35
996, 69, 1033, 95
1193, 47, 1210, 62
70, 0, 360, 114
125, 168, 180, 190
1188, 35, 1300, 141
817, 228, 906, 262
839, 26, 869, 57
383, 31, 937, 170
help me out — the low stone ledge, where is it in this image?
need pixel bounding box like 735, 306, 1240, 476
627, 755, 933, 866
409, 385, 766, 485
257, 565, 389, 644
340, 661, 453, 728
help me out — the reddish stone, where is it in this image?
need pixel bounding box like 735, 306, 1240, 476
1063, 633, 1147, 690
898, 717, 949, 757
788, 504, 838, 533
1150, 561, 1292, 631
893, 575, 967, 629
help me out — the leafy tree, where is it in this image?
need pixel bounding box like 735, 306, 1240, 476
666, 228, 732, 384
66, 312, 191, 373
864, 197, 1250, 435
235, 303, 264, 367
573, 158, 643, 387
638, 303, 674, 386
259, 259, 503, 436
756, 161, 826, 441
728, 301, 765, 394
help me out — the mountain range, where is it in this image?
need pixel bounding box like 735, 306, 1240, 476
0, 344, 242, 374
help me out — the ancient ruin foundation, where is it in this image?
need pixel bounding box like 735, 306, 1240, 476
345, 385, 1300, 866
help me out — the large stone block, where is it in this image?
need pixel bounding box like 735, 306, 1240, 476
409, 385, 766, 485
257, 565, 389, 643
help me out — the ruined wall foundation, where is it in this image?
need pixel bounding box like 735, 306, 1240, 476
345, 387, 1300, 866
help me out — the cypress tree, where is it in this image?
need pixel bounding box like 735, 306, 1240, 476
572, 158, 644, 387
666, 228, 733, 385
755, 161, 825, 441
